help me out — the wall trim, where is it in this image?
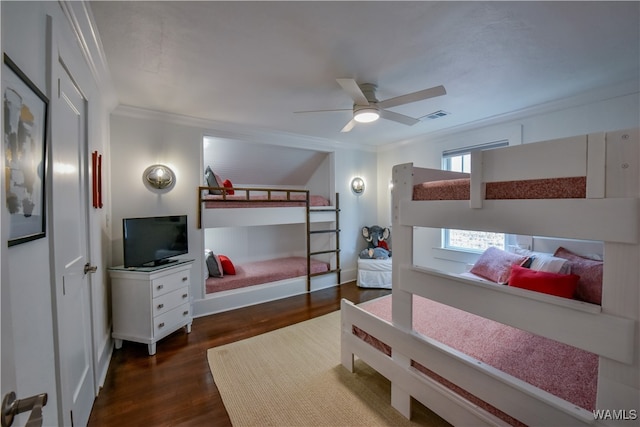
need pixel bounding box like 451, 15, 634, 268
58, 0, 118, 109
113, 104, 379, 153
378, 79, 639, 153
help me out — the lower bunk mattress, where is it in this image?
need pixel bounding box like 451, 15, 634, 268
354, 294, 598, 426
357, 258, 392, 289
206, 256, 329, 294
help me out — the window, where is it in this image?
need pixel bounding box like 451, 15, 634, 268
442, 141, 508, 252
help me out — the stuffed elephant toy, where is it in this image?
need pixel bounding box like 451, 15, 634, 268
359, 225, 391, 259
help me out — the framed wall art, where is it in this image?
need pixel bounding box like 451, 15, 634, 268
3, 53, 49, 246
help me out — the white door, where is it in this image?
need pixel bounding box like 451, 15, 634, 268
50, 58, 95, 427
1, 5, 17, 421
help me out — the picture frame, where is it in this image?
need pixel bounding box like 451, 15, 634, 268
3, 53, 49, 246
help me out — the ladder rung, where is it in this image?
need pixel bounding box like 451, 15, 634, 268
309, 249, 340, 256
310, 229, 339, 234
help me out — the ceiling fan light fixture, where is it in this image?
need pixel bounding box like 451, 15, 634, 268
353, 106, 380, 123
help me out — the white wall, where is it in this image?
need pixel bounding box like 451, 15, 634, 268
1, 1, 113, 425
204, 224, 307, 264
376, 92, 640, 271
109, 110, 378, 312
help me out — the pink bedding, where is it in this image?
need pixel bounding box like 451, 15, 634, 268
204, 194, 330, 209
354, 295, 598, 426
413, 176, 587, 201
206, 256, 329, 293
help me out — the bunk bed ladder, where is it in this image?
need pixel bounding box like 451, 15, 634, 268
307, 193, 341, 291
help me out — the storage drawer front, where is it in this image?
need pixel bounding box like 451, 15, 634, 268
152, 270, 190, 297
154, 302, 191, 337
153, 287, 190, 316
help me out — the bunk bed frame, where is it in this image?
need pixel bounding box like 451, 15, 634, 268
197, 187, 340, 313
341, 128, 639, 426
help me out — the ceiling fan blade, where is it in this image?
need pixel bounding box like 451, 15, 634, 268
336, 78, 369, 106
380, 109, 420, 126
340, 119, 356, 133
294, 108, 352, 114
378, 85, 446, 109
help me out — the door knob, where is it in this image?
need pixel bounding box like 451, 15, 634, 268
84, 263, 98, 274
1, 391, 47, 427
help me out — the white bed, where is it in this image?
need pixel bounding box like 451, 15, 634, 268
357, 258, 392, 289
341, 128, 639, 426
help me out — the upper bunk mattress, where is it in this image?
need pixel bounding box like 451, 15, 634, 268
413, 176, 586, 201
206, 256, 329, 293
204, 194, 330, 208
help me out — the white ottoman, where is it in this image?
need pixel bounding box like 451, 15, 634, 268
357, 258, 392, 289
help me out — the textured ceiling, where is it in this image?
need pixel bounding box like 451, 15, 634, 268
90, 1, 640, 147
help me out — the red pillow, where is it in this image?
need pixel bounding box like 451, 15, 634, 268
469, 247, 529, 284
218, 255, 236, 275
553, 247, 603, 304
508, 265, 580, 299
222, 179, 235, 195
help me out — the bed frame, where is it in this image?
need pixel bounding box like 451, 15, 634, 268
341, 128, 639, 426
195, 187, 341, 314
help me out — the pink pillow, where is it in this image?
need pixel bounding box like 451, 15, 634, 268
470, 247, 529, 284
219, 255, 236, 275
508, 265, 580, 299
553, 247, 603, 304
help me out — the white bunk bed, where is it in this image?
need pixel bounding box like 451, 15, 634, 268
197, 186, 341, 314
341, 128, 639, 426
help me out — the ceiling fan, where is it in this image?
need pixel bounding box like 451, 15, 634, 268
296, 78, 446, 132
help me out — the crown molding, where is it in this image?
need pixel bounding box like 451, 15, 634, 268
378, 79, 639, 153
112, 104, 379, 153
58, 0, 118, 110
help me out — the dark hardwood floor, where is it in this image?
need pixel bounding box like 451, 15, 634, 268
88, 282, 391, 427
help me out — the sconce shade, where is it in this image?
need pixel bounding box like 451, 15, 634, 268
351, 177, 365, 195
144, 164, 175, 190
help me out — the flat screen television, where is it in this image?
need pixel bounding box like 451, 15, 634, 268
123, 215, 188, 268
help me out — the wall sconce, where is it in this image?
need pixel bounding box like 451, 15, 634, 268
351, 177, 365, 195
143, 164, 176, 192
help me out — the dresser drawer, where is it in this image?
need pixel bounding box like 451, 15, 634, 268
154, 302, 191, 337
151, 270, 190, 298
153, 287, 189, 317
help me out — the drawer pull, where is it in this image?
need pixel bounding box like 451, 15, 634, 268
183, 311, 189, 316
182, 276, 188, 282
158, 322, 165, 328
182, 293, 188, 299
157, 304, 164, 310
157, 284, 164, 290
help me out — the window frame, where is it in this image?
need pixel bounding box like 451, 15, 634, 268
441, 140, 509, 253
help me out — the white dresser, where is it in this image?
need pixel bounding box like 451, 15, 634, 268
109, 260, 194, 355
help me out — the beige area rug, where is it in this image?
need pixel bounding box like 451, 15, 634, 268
207, 311, 450, 426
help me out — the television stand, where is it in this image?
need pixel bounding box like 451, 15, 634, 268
146, 259, 178, 267
108, 260, 194, 355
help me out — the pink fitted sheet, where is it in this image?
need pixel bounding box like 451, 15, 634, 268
413, 176, 587, 201
206, 256, 329, 293
354, 294, 598, 426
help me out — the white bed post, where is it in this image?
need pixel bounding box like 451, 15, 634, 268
596, 129, 640, 425
469, 150, 484, 209
597, 243, 639, 424
391, 163, 415, 418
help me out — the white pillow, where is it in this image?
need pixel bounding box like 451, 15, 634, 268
512, 247, 571, 274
